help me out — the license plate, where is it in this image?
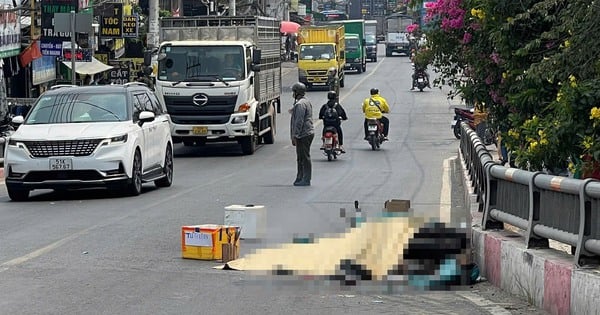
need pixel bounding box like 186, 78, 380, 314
418, 78, 424, 83
49, 158, 72, 170
324, 138, 333, 144
192, 126, 208, 135
368, 125, 377, 131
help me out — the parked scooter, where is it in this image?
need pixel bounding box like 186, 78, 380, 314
451, 107, 496, 145
321, 126, 342, 161
366, 118, 385, 150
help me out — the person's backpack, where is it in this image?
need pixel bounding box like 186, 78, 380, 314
323, 106, 339, 124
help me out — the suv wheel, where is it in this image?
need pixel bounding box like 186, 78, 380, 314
126, 150, 143, 196
7, 184, 30, 201
155, 144, 173, 188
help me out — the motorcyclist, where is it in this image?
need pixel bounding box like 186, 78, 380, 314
318, 91, 348, 153
362, 88, 390, 140
328, 66, 340, 100
411, 64, 431, 90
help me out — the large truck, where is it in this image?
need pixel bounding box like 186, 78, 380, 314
385, 13, 414, 57
156, 16, 281, 155
297, 25, 346, 90
365, 20, 378, 62
340, 20, 366, 73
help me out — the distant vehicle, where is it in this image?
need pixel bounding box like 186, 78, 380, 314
385, 13, 414, 57
314, 10, 349, 22
4, 83, 174, 201
365, 20, 378, 62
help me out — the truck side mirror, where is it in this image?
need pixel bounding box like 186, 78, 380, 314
362, 39, 366, 46
252, 49, 261, 65
144, 50, 152, 66
340, 51, 345, 59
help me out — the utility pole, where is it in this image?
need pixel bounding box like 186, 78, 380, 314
229, 0, 236, 16
71, 11, 76, 85
147, 0, 159, 50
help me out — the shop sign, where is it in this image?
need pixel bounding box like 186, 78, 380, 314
32, 54, 57, 85
41, 0, 78, 45
123, 15, 138, 38
99, 3, 123, 38
0, 0, 21, 58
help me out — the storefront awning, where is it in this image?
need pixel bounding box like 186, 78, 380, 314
62, 57, 114, 75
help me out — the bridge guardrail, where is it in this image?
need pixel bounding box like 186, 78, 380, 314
459, 121, 600, 267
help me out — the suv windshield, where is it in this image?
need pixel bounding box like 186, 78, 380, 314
157, 45, 245, 82
366, 34, 376, 45
26, 92, 129, 124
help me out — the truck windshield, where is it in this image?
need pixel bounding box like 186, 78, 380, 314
366, 34, 376, 45
299, 45, 335, 60
157, 46, 245, 82
345, 38, 360, 50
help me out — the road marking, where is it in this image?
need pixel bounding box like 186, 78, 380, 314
439, 157, 455, 223
0, 173, 237, 272
458, 292, 513, 315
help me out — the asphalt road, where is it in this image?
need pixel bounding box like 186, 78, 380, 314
0, 46, 547, 314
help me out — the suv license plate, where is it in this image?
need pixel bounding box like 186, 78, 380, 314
49, 158, 73, 170
192, 126, 208, 135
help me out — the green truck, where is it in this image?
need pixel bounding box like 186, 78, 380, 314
330, 20, 367, 74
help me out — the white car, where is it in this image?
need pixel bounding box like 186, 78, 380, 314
4, 83, 174, 201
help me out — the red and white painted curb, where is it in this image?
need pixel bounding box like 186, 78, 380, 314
460, 150, 600, 315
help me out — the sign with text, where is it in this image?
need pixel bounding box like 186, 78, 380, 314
61, 48, 92, 62
99, 3, 123, 38
32, 54, 57, 85
40, 41, 62, 56
0, 0, 21, 58
41, 0, 78, 44
184, 232, 213, 247
108, 62, 130, 84
122, 15, 138, 38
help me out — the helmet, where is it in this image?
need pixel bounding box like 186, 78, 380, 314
370, 88, 379, 95
328, 67, 337, 75
291, 82, 307, 96
327, 91, 337, 100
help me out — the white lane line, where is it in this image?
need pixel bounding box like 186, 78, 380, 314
0, 173, 237, 272
439, 157, 455, 224
458, 292, 513, 315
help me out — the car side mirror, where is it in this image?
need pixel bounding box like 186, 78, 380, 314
138, 111, 155, 126
11, 115, 24, 125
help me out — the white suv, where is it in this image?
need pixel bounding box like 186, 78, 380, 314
4, 83, 174, 201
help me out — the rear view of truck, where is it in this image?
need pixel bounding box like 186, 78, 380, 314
297, 25, 345, 90
365, 20, 378, 62
156, 16, 281, 155
385, 14, 413, 57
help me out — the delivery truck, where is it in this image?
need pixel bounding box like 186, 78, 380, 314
297, 25, 346, 90
156, 16, 281, 155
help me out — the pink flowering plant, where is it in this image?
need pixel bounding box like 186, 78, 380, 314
408, 0, 600, 173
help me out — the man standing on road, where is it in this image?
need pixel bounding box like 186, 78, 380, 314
290, 82, 314, 186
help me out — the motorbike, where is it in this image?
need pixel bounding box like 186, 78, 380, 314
451, 107, 496, 145
366, 118, 385, 150
321, 126, 342, 161
414, 71, 428, 92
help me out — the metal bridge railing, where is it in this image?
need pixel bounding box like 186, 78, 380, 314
459, 121, 600, 267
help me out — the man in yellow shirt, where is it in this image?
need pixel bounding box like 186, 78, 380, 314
362, 88, 390, 140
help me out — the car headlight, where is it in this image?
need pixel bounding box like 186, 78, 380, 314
107, 134, 128, 144
8, 138, 18, 146
232, 115, 248, 124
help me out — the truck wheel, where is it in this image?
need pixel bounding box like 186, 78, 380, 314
386, 50, 392, 57
240, 136, 256, 155
356, 65, 362, 74
263, 113, 276, 145
340, 77, 345, 88
362, 63, 366, 72
373, 57, 377, 62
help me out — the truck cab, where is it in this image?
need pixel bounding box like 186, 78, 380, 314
344, 34, 366, 73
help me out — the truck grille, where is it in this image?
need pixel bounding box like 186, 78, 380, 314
307, 70, 328, 76
164, 95, 237, 125
23, 139, 102, 157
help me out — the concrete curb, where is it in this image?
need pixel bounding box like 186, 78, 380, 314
459, 149, 600, 315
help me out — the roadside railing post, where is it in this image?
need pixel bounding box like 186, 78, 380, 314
526, 172, 548, 248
